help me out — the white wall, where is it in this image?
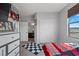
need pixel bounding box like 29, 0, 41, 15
59, 3, 79, 43
35, 12, 59, 43
19, 22, 28, 41
20, 16, 34, 33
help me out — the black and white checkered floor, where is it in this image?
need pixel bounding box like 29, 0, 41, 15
22, 42, 42, 55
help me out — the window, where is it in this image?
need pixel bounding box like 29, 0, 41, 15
68, 14, 79, 39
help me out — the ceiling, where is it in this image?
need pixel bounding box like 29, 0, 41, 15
12, 3, 69, 17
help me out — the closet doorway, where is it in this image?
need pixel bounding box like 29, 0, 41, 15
28, 22, 35, 42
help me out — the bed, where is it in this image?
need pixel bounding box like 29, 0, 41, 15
42, 42, 79, 56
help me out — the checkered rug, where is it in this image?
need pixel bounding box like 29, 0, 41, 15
22, 42, 42, 55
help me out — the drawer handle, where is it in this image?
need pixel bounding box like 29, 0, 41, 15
11, 37, 14, 38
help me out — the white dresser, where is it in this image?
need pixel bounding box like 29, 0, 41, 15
0, 32, 20, 56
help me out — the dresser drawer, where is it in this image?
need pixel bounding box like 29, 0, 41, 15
0, 46, 6, 56
8, 40, 20, 53
11, 33, 19, 40
0, 33, 19, 47
8, 47, 19, 56
0, 35, 12, 46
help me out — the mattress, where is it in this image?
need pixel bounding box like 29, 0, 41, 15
42, 42, 79, 56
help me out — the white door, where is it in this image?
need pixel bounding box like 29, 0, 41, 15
20, 22, 28, 41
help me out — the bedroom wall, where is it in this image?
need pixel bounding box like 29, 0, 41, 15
58, 3, 79, 43
19, 22, 28, 41
36, 12, 59, 43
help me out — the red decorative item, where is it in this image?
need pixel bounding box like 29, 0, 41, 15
8, 10, 19, 21
10, 10, 17, 20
